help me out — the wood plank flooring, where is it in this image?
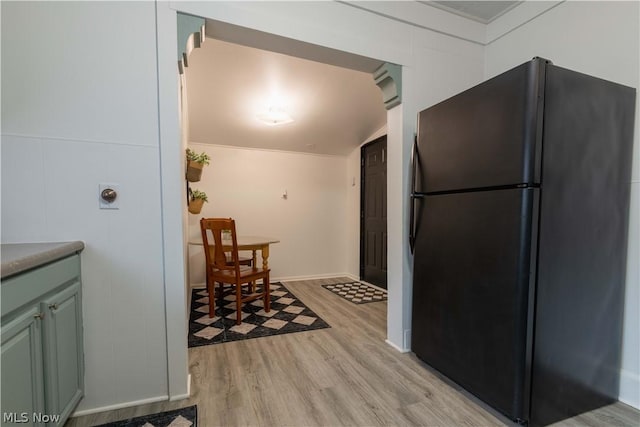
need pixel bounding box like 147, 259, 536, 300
66, 277, 639, 427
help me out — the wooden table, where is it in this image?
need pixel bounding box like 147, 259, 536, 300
190, 236, 280, 270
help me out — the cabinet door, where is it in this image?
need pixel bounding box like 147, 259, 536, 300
1, 306, 46, 427
41, 281, 83, 426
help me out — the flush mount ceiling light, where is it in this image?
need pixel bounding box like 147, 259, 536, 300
257, 106, 294, 126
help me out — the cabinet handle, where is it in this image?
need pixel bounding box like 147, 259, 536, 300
34, 312, 45, 320
48, 303, 59, 311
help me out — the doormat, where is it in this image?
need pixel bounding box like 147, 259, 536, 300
93, 405, 197, 427
188, 282, 330, 348
322, 282, 387, 304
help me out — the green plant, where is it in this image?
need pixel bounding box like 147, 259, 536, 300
190, 189, 208, 203
186, 148, 211, 165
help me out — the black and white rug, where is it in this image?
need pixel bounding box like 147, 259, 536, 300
188, 282, 330, 347
322, 282, 387, 304
93, 405, 197, 427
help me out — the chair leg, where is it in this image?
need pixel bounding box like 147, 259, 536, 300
217, 282, 225, 311
207, 279, 215, 318
264, 273, 271, 313
235, 283, 243, 325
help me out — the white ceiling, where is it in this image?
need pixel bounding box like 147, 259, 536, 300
185, 35, 387, 156
185, 1, 523, 156
430, 1, 522, 23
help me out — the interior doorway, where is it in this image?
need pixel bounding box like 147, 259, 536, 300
158, 7, 406, 397
360, 135, 388, 289
180, 17, 390, 287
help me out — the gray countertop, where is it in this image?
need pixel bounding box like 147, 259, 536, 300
1, 242, 85, 279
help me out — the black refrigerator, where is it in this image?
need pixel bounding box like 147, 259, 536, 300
409, 57, 636, 426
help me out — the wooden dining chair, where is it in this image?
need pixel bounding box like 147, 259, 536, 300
203, 234, 255, 291
204, 245, 254, 267
200, 218, 271, 324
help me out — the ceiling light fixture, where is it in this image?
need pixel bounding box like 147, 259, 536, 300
257, 106, 294, 126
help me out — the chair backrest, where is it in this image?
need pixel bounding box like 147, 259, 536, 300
200, 218, 241, 276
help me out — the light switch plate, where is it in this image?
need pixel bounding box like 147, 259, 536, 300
99, 183, 120, 209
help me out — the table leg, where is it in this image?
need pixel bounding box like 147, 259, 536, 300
261, 244, 270, 270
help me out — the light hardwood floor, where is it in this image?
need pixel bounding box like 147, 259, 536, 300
67, 277, 639, 427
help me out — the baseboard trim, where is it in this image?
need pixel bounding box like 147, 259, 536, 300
169, 392, 190, 402
277, 273, 354, 282
191, 273, 357, 287
168, 374, 191, 402
71, 395, 168, 417
385, 339, 410, 353
618, 367, 640, 409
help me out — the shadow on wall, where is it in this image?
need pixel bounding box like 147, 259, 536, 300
189, 246, 206, 286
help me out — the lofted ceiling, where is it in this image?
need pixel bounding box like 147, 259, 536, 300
185, 36, 387, 156
185, 1, 523, 156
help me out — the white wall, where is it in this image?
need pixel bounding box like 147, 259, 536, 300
186, 144, 349, 283
346, 147, 363, 279
1, 1, 187, 413
486, 0, 640, 408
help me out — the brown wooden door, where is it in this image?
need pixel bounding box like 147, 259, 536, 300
360, 136, 387, 288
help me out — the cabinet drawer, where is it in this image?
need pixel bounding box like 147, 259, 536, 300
2, 255, 80, 318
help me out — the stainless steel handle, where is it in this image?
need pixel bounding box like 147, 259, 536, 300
48, 303, 58, 311
34, 312, 44, 320
409, 135, 419, 253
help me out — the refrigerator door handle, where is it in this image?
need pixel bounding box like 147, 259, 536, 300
409, 135, 419, 253
411, 134, 419, 194
409, 194, 416, 253
409, 193, 424, 254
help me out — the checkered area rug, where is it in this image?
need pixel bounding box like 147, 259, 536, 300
322, 282, 387, 304
188, 282, 330, 347
93, 405, 196, 427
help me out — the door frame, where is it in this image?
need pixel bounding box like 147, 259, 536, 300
156, 3, 414, 398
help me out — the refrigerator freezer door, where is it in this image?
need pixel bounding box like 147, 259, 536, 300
411, 188, 538, 421
415, 58, 546, 194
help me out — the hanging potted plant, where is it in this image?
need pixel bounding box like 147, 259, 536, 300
188, 189, 208, 214
186, 148, 211, 182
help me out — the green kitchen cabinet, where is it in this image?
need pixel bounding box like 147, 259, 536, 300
41, 281, 84, 425
1, 253, 84, 427
1, 305, 46, 426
